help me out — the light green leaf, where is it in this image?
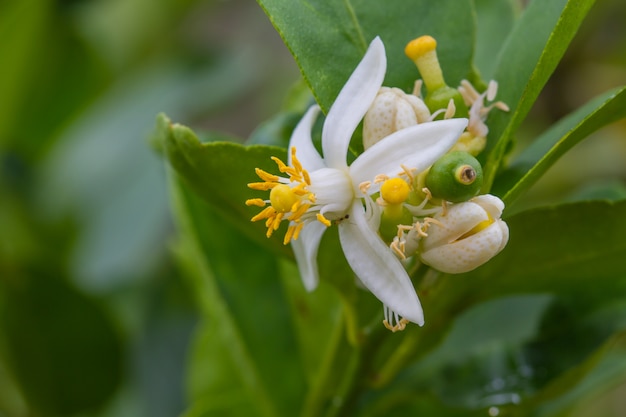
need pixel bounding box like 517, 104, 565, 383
482, 0, 596, 190
494, 86, 626, 207
257, 0, 475, 112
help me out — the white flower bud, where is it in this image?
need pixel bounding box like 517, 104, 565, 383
363, 87, 431, 149
419, 194, 508, 273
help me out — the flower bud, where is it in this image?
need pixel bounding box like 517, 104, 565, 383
425, 151, 483, 202
419, 194, 508, 273
363, 87, 430, 149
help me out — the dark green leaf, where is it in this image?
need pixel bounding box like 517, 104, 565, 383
171, 178, 306, 417
0, 274, 122, 416
473, 0, 518, 80
482, 0, 596, 190
494, 86, 626, 207
369, 200, 626, 389
257, 0, 475, 112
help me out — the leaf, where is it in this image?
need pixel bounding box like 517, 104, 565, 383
482, 0, 596, 190
473, 0, 518, 80
171, 177, 306, 417
257, 0, 476, 112
494, 86, 626, 207
444, 200, 626, 306
0, 273, 123, 416
0, 0, 51, 145
369, 200, 626, 388
156, 113, 291, 257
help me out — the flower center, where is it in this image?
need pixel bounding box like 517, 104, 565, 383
246, 147, 332, 245
270, 184, 301, 213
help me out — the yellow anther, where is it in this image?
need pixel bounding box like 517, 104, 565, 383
380, 178, 410, 205
316, 213, 331, 227
292, 222, 305, 240
405, 35, 446, 91
248, 181, 278, 191
245, 198, 266, 207
254, 168, 279, 182
251, 206, 275, 222
269, 184, 300, 213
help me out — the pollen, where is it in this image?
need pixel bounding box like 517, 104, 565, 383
381, 178, 410, 205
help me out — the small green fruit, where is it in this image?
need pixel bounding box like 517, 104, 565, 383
425, 151, 483, 202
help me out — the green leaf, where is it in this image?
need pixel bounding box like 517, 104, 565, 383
0, 0, 51, 147
370, 200, 626, 388
171, 178, 306, 417
156, 113, 291, 257
482, 0, 596, 190
257, 0, 475, 112
0, 274, 122, 416
473, 0, 518, 80
449, 199, 626, 303
494, 86, 626, 207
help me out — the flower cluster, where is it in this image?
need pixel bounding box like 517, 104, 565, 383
246, 35, 509, 331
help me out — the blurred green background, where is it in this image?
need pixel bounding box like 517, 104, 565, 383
0, 0, 624, 416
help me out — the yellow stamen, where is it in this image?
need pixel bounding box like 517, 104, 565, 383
248, 147, 321, 243
316, 213, 331, 227
383, 318, 409, 332
245, 198, 266, 207
292, 222, 305, 241
255, 168, 279, 182
248, 182, 279, 191
251, 206, 275, 222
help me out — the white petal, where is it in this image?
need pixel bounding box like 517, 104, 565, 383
349, 118, 468, 193
338, 201, 424, 325
421, 200, 491, 250
471, 194, 505, 218
420, 221, 507, 274
322, 37, 386, 170
291, 221, 327, 291
288, 105, 325, 172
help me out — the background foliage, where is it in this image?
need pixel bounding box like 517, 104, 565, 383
0, 0, 625, 416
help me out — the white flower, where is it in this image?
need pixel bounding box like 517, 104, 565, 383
419, 194, 509, 273
247, 37, 468, 327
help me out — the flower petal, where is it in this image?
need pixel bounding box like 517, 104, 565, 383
291, 221, 327, 291
338, 201, 424, 325
288, 105, 325, 172
349, 118, 468, 193
420, 220, 507, 274
322, 37, 386, 170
